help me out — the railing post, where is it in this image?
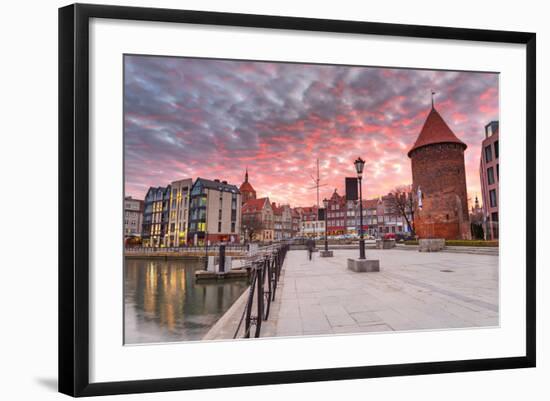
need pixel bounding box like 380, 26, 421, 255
219, 244, 226, 273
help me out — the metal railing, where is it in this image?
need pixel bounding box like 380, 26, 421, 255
233, 244, 289, 339
125, 244, 248, 254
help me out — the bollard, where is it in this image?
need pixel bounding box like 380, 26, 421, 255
219, 244, 226, 273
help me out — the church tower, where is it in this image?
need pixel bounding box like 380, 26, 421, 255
408, 102, 470, 240
239, 168, 257, 205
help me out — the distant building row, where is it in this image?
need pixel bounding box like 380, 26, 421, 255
239, 170, 414, 241
137, 177, 241, 247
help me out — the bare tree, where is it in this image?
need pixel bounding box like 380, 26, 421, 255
389, 185, 415, 236
241, 214, 264, 242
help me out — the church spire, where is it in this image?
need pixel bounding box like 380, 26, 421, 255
431, 90, 436, 109
244, 167, 248, 183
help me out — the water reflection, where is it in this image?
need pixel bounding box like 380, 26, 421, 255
124, 258, 248, 344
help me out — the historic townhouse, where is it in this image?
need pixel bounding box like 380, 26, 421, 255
242, 197, 274, 242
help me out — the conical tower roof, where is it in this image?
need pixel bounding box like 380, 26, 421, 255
239, 168, 256, 193
408, 107, 467, 157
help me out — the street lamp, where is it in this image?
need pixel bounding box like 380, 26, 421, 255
323, 198, 329, 252
354, 157, 366, 259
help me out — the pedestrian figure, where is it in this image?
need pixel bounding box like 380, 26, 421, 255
306, 238, 314, 261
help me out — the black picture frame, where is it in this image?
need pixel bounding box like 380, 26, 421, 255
59, 3, 536, 397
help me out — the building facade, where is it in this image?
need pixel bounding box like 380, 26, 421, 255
326, 190, 347, 235
142, 186, 171, 247
291, 208, 301, 238
479, 121, 499, 240
273, 203, 283, 240
408, 105, 471, 240
325, 188, 411, 238
375, 194, 413, 236
280, 205, 293, 240
241, 197, 274, 242
296, 206, 325, 238
271, 203, 294, 241
166, 178, 192, 247
188, 178, 241, 245
124, 196, 144, 238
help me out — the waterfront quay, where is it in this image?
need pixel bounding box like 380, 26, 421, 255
204, 248, 498, 340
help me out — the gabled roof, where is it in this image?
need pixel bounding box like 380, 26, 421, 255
242, 197, 271, 213
408, 107, 467, 157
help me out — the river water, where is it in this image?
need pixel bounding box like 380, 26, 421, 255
124, 258, 248, 344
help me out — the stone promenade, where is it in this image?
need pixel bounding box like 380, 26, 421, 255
260, 249, 498, 337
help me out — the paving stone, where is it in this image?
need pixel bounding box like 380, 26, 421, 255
350, 311, 382, 324
260, 248, 498, 339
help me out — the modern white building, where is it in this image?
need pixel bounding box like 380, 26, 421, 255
166, 178, 193, 247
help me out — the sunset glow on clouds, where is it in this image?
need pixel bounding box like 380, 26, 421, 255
124, 55, 499, 207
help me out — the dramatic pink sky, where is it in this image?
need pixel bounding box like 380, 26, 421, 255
124, 56, 499, 207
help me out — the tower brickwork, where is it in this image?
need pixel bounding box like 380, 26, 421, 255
408, 106, 471, 240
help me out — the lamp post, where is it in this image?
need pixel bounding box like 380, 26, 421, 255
354, 157, 366, 259
323, 198, 329, 252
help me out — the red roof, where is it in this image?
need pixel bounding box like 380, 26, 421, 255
239, 181, 256, 193
408, 107, 467, 157
242, 197, 270, 213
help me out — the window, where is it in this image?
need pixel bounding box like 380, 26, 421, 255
491, 212, 499, 222
489, 189, 497, 208
496, 163, 499, 180
218, 222, 222, 232
487, 167, 495, 185
218, 209, 222, 220
484, 145, 493, 162
494, 140, 499, 159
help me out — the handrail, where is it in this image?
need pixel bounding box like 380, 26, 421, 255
233, 244, 289, 339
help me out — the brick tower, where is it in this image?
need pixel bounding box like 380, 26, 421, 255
408, 104, 470, 240
239, 168, 257, 205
